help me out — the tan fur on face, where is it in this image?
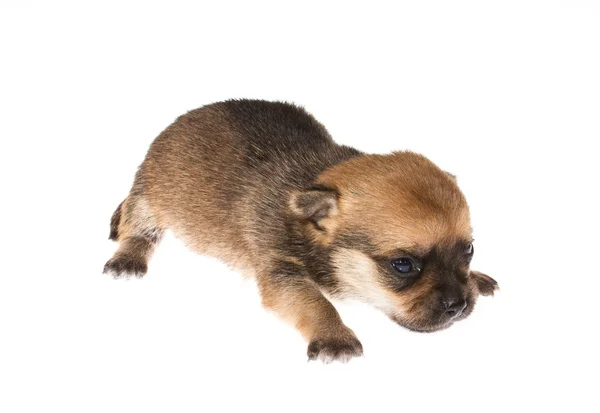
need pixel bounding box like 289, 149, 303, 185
318, 151, 472, 252
332, 248, 399, 313
331, 247, 443, 325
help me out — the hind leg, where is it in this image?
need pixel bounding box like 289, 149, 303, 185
104, 195, 163, 278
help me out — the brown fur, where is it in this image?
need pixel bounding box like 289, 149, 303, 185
104, 99, 498, 362
318, 152, 472, 250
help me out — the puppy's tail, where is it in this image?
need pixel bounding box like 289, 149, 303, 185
109, 201, 124, 241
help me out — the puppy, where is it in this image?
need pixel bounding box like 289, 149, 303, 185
104, 99, 498, 363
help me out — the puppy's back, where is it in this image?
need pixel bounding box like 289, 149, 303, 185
136, 100, 358, 269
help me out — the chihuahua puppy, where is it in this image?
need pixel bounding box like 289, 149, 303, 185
104, 99, 498, 362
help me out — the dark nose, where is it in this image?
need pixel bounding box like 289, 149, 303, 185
444, 299, 467, 319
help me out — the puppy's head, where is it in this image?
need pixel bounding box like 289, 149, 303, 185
290, 152, 498, 332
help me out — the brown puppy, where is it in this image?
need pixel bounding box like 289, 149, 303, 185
104, 100, 498, 363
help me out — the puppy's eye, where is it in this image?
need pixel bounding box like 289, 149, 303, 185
391, 258, 421, 276
466, 242, 474, 255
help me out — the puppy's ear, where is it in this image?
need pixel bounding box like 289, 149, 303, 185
289, 187, 338, 232
471, 270, 499, 296
445, 171, 457, 182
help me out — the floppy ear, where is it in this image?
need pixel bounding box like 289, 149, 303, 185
289, 187, 338, 232
445, 171, 457, 182
471, 270, 499, 296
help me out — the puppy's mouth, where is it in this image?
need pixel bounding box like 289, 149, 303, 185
391, 316, 455, 333
390, 299, 475, 333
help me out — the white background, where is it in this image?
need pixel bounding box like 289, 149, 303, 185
1, 1, 599, 412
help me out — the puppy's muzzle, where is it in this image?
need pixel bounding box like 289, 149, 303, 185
444, 299, 467, 319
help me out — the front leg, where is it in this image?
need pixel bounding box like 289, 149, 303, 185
257, 265, 363, 363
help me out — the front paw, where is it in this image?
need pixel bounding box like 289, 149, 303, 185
471, 270, 499, 296
307, 329, 363, 363
103, 255, 147, 278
